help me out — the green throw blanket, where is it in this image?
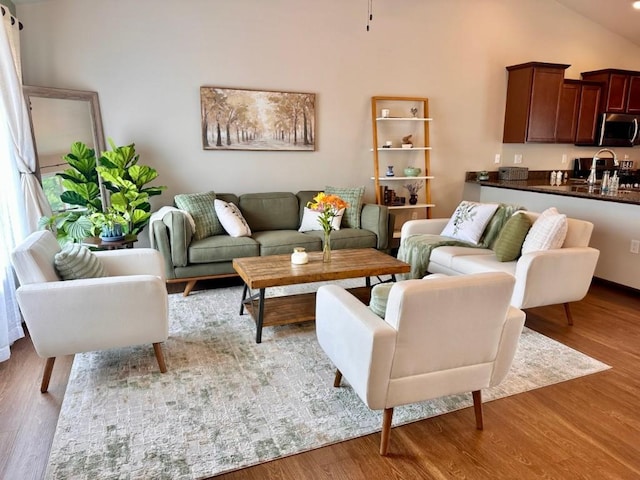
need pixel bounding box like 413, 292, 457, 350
398, 203, 524, 279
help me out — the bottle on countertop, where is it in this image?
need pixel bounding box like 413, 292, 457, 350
550, 171, 557, 185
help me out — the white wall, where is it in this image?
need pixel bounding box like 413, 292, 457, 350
16, 0, 640, 221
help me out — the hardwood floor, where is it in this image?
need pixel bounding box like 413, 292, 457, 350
1, 279, 639, 479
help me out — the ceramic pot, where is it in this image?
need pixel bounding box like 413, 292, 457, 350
409, 194, 418, 205
404, 167, 421, 177
291, 247, 309, 265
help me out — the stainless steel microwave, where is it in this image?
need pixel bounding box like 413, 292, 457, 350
597, 113, 640, 147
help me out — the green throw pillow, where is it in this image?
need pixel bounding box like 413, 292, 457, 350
325, 185, 365, 229
369, 282, 394, 318
174, 191, 224, 240
54, 243, 107, 280
493, 212, 532, 262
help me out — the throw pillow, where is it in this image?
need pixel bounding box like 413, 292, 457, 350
440, 201, 500, 245
54, 243, 107, 280
324, 186, 365, 229
298, 207, 345, 232
493, 212, 532, 262
369, 282, 394, 318
174, 191, 224, 240
521, 207, 568, 254
214, 199, 251, 237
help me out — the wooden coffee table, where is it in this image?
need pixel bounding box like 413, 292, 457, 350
232, 248, 410, 343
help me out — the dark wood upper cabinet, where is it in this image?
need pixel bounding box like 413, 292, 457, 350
581, 69, 640, 114
556, 80, 601, 145
627, 75, 640, 114
503, 62, 569, 143
555, 80, 580, 143
574, 82, 602, 145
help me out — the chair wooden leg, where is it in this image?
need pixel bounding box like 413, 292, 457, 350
380, 407, 394, 455
153, 343, 167, 373
564, 302, 574, 326
40, 357, 56, 393
183, 280, 197, 297
333, 369, 343, 387
472, 390, 483, 430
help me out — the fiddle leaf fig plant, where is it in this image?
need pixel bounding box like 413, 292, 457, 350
96, 138, 166, 235
40, 138, 166, 243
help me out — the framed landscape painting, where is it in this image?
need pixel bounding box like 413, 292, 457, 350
201, 86, 316, 151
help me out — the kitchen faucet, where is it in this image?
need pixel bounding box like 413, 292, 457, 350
587, 148, 618, 185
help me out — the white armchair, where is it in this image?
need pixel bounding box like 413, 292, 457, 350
316, 272, 526, 455
11, 230, 169, 393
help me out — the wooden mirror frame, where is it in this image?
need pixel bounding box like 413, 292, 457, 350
23, 85, 107, 207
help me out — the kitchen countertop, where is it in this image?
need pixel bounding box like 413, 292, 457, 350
466, 171, 640, 206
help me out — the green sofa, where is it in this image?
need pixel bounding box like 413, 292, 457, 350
151, 191, 391, 295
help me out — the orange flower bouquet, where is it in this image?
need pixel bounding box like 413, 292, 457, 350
307, 192, 348, 262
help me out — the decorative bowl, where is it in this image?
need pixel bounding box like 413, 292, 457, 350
404, 167, 421, 177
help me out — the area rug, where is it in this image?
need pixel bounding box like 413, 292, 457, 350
46, 281, 611, 480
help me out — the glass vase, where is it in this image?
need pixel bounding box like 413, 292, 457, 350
323, 230, 331, 263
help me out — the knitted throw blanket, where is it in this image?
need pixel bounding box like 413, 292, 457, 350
398, 203, 523, 279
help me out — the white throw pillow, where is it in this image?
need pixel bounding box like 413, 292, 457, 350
440, 201, 500, 245
214, 199, 251, 237
298, 207, 345, 232
521, 207, 568, 254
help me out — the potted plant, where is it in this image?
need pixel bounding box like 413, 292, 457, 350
90, 209, 127, 241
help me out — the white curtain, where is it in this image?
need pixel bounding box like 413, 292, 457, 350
0, 5, 48, 361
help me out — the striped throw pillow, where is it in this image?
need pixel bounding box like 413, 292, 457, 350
54, 243, 107, 280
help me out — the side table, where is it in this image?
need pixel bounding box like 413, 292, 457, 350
83, 235, 138, 250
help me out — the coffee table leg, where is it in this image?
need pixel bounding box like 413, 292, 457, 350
240, 283, 249, 315
256, 288, 266, 344
366, 276, 371, 288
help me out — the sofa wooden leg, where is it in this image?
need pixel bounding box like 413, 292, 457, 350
333, 369, 343, 387
472, 390, 484, 430
564, 302, 574, 326
153, 343, 167, 373
183, 280, 197, 297
380, 407, 394, 455
40, 357, 56, 393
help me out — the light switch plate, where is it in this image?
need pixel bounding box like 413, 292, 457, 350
514, 154, 522, 164
494, 154, 501, 164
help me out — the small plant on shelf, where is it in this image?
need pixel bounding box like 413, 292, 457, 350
404, 181, 423, 196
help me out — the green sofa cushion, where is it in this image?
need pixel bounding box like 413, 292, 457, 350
493, 212, 532, 262
175, 191, 224, 240
239, 192, 300, 232
324, 186, 365, 229
251, 230, 321, 256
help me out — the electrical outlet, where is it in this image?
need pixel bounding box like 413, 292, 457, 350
411, 211, 418, 220
631, 239, 640, 254
514, 154, 522, 164
494, 154, 501, 164
562, 154, 568, 164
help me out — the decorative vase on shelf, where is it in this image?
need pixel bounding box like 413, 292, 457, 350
409, 194, 418, 205
386, 165, 395, 177
323, 230, 331, 263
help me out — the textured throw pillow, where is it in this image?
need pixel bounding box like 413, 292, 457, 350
521, 207, 568, 254
369, 282, 394, 318
298, 207, 345, 232
214, 199, 251, 237
493, 212, 532, 262
440, 201, 500, 245
174, 191, 224, 240
324, 186, 365, 229
54, 243, 107, 280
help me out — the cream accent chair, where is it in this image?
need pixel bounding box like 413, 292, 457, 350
11, 230, 169, 393
316, 272, 526, 455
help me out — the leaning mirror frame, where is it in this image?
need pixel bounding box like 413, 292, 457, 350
22, 85, 108, 210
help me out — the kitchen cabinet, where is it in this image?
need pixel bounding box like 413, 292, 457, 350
503, 62, 570, 143
370, 96, 434, 239
581, 68, 640, 114
556, 80, 601, 145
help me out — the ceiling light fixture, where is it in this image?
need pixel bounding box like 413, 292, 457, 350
634, 1, 640, 10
